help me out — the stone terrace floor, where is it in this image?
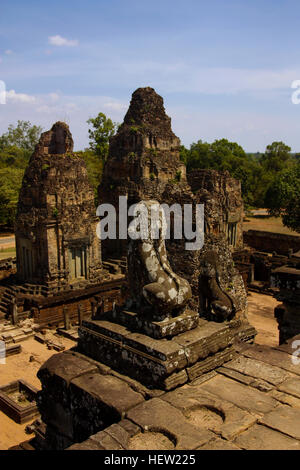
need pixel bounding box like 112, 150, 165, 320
67, 339, 300, 451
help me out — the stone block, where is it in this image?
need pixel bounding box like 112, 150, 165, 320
111, 308, 199, 339
277, 376, 300, 399
199, 374, 277, 416
127, 398, 214, 450
70, 373, 144, 419
186, 347, 235, 381
242, 344, 300, 376
234, 423, 300, 450
222, 356, 290, 386
89, 430, 124, 450
269, 389, 300, 408
259, 405, 300, 440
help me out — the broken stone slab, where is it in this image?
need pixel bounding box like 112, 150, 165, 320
234, 423, 300, 450
34, 333, 48, 344
217, 366, 274, 392
5, 344, 22, 356
269, 389, 300, 409
161, 384, 257, 441
277, 376, 300, 400
47, 342, 65, 352
242, 344, 300, 376
22, 328, 34, 335
259, 404, 300, 440
222, 355, 290, 386
199, 374, 278, 416
1, 332, 13, 340
127, 398, 214, 450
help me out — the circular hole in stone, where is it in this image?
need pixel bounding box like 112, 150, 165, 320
129, 431, 176, 450
185, 405, 225, 432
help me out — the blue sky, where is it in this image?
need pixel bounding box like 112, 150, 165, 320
1, 0, 300, 151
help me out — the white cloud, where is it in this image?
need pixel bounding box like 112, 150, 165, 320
48, 35, 79, 47
5, 50, 12, 55
6, 89, 36, 104
103, 101, 127, 112
48, 92, 60, 102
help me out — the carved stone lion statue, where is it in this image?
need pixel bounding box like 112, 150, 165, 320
199, 250, 236, 322
126, 200, 192, 319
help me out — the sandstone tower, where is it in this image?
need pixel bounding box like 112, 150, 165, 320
99, 87, 189, 257
15, 122, 102, 291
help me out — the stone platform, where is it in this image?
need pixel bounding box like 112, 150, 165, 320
110, 307, 199, 339
77, 315, 237, 390
21, 339, 300, 451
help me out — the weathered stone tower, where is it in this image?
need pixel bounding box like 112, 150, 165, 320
99, 87, 189, 257
187, 169, 244, 250
15, 122, 102, 291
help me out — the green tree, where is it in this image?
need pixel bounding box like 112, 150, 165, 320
76, 149, 104, 203
0, 168, 24, 225
265, 163, 300, 232
261, 141, 292, 172
0, 120, 43, 153
87, 113, 118, 162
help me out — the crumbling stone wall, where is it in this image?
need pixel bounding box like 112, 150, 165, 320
188, 169, 244, 250
244, 230, 300, 256
15, 122, 102, 291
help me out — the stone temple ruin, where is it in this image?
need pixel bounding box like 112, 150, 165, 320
99, 87, 254, 341
3, 87, 300, 451
0, 122, 125, 331
15, 122, 102, 289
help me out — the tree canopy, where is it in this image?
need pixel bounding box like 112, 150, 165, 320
181, 138, 295, 209
265, 163, 300, 232
0, 120, 42, 153
87, 112, 119, 161
0, 116, 297, 232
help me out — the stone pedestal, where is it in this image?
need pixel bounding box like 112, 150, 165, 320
110, 307, 199, 339
77, 313, 237, 391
